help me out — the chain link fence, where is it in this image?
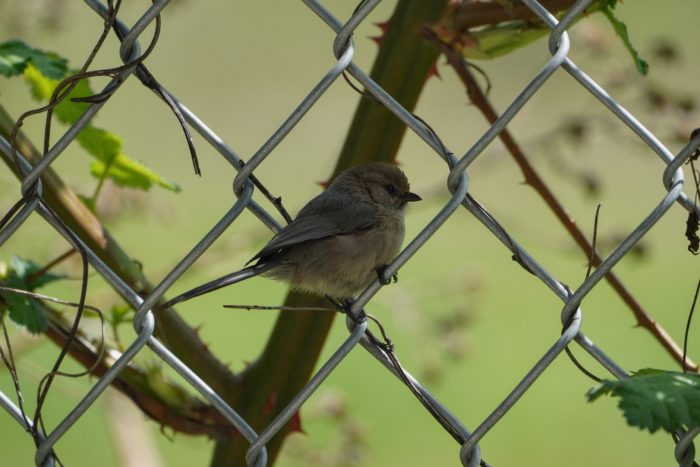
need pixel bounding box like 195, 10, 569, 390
1, 0, 699, 466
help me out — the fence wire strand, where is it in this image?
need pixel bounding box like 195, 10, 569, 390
0, 0, 699, 466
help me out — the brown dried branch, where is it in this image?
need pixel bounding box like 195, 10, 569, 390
428, 31, 699, 372
25, 249, 76, 285
440, 0, 598, 30
43, 307, 237, 439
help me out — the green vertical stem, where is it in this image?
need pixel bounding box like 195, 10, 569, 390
211, 0, 449, 465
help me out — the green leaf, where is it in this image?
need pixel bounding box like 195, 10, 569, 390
77, 194, 97, 213
10, 256, 64, 288
84, 128, 180, 192
145, 364, 195, 407
3, 291, 48, 334
0, 40, 67, 79
110, 303, 132, 326
23, 64, 95, 121
463, 22, 550, 60
603, 1, 649, 75
587, 369, 700, 433
22, 64, 179, 193
433, 1, 613, 61
0, 256, 66, 334
0, 42, 30, 78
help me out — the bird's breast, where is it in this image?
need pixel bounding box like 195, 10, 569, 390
271, 210, 406, 297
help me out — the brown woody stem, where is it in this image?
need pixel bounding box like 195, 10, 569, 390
429, 34, 698, 372
211, 1, 451, 465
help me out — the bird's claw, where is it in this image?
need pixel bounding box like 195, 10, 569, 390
376, 265, 398, 285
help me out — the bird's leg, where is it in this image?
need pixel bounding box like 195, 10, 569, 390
325, 295, 352, 314
325, 296, 366, 323
343, 297, 367, 323
376, 264, 398, 285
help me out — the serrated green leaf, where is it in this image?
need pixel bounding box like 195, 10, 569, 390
603, 1, 649, 75
90, 154, 180, 192
10, 255, 64, 288
0, 40, 67, 79
3, 288, 48, 334
587, 369, 700, 433
0, 44, 30, 78
0, 256, 65, 334
83, 127, 180, 192
23, 64, 93, 121
22, 64, 179, 193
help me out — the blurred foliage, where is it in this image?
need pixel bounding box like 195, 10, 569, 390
21, 63, 180, 198
432, 0, 648, 75
0, 39, 179, 211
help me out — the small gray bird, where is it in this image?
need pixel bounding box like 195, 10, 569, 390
162, 162, 420, 308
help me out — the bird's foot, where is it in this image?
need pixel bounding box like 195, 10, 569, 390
376, 265, 398, 285
326, 296, 366, 323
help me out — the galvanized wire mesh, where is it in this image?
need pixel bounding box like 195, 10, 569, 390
1, 0, 699, 466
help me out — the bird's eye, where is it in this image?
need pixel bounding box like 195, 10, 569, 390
384, 184, 398, 195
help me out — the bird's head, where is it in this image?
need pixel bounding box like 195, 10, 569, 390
333, 162, 421, 210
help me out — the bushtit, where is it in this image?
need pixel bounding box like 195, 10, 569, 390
161, 162, 420, 309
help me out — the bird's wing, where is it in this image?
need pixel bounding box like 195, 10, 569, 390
250, 192, 376, 263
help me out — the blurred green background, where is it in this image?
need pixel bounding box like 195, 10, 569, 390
1, 0, 699, 466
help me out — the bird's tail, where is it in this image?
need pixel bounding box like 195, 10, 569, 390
159, 262, 276, 310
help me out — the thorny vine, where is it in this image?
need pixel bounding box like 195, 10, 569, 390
426, 27, 700, 373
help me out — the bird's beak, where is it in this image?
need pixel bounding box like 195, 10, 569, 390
401, 191, 422, 203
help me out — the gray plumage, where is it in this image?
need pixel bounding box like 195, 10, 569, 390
161, 162, 420, 309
